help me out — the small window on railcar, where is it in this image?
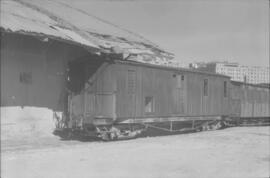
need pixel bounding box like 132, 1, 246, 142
19, 72, 32, 84
224, 81, 227, 97
145, 96, 154, 113
203, 79, 208, 96
181, 75, 185, 81
177, 75, 185, 88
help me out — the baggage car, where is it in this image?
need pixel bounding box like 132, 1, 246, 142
229, 81, 270, 126
58, 57, 231, 140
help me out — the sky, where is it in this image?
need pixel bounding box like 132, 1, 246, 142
66, 0, 269, 67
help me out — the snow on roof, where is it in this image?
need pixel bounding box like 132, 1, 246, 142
0, 0, 175, 65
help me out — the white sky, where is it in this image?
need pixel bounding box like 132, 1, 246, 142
67, 0, 269, 66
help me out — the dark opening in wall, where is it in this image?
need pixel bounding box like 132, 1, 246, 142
67, 56, 105, 94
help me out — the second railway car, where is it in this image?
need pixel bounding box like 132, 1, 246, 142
230, 81, 270, 126
57, 58, 231, 140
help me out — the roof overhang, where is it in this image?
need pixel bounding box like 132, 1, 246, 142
0, 0, 175, 65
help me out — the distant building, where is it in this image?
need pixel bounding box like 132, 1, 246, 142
189, 61, 270, 84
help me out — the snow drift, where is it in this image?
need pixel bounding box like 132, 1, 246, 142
1, 106, 55, 141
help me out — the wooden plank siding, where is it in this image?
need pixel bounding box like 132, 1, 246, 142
1, 33, 91, 110
230, 82, 270, 118
185, 73, 229, 117
82, 62, 230, 122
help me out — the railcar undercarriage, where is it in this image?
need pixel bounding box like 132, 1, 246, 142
53, 112, 234, 141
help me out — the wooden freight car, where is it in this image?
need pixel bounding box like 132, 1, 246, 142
57, 58, 231, 140
230, 81, 270, 126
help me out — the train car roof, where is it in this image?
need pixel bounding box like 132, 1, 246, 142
231, 81, 270, 89
114, 60, 231, 79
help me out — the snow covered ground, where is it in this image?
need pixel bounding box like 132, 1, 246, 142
1, 127, 269, 178
1, 107, 55, 141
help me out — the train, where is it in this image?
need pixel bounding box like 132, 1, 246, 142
54, 58, 270, 140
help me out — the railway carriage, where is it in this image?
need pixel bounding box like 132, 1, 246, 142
229, 81, 270, 126
59, 57, 231, 140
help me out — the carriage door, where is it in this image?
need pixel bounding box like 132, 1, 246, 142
176, 74, 185, 114
127, 69, 136, 118
229, 86, 241, 118
230, 99, 241, 118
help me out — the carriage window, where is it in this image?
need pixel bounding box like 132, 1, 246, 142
224, 81, 227, 97
203, 79, 208, 96
145, 96, 154, 113
19, 72, 32, 84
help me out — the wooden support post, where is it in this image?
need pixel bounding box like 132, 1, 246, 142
112, 93, 117, 121
68, 94, 73, 128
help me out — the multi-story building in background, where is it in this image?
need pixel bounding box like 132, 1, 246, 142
189, 61, 270, 84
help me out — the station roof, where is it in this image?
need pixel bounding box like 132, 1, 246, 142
0, 0, 174, 66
